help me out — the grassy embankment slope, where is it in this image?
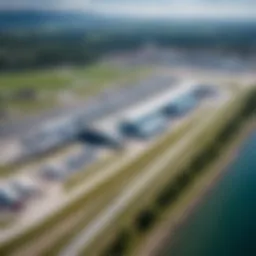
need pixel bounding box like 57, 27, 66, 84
112, 87, 256, 256
133, 119, 256, 256
79, 87, 253, 256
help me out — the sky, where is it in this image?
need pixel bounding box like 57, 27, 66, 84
0, 0, 256, 20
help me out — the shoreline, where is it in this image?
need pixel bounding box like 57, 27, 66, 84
133, 120, 255, 256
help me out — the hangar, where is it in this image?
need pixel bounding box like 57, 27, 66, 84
162, 83, 218, 118
120, 111, 167, 139
120, 81, 196, 139
162, 92, 198, 117
81, 79, 178, 145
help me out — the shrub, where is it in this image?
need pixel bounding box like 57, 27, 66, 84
103, 230, 131, 256
135, 209, 156, 232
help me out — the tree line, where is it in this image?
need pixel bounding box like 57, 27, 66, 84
1, 27, 256, 72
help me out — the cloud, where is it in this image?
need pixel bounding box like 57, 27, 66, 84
90, 1, 256, 20
0, 0, 92, 10
0, 0, 255, 21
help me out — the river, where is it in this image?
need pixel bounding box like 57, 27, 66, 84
161, 130, 256, 256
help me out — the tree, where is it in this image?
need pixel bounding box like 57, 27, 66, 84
135, 209, 156, 232
175, 172, 191, 189
103, 229, 131, 256
156, 185, 178, 208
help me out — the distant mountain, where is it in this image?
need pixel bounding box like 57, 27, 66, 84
0, 10, 113, 32
0, 10, 256, 43
1, 10, 256, 32
0, 9, 255, 72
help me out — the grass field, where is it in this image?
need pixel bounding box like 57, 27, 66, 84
0, 64, 121, 91
0, 64, 151, 93
0, 63, 152, 115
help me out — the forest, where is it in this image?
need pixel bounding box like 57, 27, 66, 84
1, 14, 256, 71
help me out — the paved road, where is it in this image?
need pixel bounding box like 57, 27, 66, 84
59, 97, 230, 256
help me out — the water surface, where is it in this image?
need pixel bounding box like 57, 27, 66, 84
162, 131, 256, 256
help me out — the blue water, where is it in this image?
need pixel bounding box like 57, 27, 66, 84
162, 131, 256, 256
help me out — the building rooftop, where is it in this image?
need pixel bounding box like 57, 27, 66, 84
121, 80, 197, 123
87, 79, 193, 140
87, 114, 123, 141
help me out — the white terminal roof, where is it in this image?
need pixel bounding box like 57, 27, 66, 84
89, 80, 197, 137
121, 80, 197, 122
88, 114, 123, 140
